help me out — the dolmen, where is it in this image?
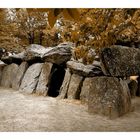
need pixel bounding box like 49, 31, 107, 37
1, 44, 139, 119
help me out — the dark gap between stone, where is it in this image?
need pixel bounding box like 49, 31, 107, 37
27, 57, 44, 66
47, 64, 66, 97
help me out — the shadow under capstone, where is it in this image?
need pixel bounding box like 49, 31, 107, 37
47, 63, 66, 97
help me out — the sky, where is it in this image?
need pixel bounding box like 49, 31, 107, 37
1, 0, 140, 8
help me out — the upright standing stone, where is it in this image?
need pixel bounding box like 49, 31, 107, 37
67, 74, 84, 99
35, 62, 53, 95
19, 63, 43, 94
12, 62, 29, 90
57, 68, 72, 99
1, 65, 10, 87
100, 45, 140, 76
1, 63, 19, 88
0, 60, 6, 85
88, 77, 131, 119
80, 78, 92, 104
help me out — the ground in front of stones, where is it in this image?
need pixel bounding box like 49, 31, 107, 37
0, 87, 140, 132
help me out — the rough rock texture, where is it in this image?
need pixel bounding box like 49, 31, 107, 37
0, 61, 6, 83
100, 45, 140, 76
67, 60, 103, 77
19, 63, 43, 94
35, 62, 53, 95
12, 62, 29, 90
1, 43, 73, 65
1, 63, 19, 88
67, 74, 84, 99
26, 44, 50, 58
24, 44, 48, 64
1, 52, 26, 65
42, 43, 72, 65
9, 52, 26, 64
57, 68, 72, 99
88, 77, 131, 119
80, 78, 92, 104
128, 80, 138, 97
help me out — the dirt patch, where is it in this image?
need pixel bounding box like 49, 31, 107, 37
0, 87, 140, 132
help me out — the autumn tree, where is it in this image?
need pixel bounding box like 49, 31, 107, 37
0, 9, 21, 52
58, 9, 140, 51
1, 8, 140, 60
15, 9, 48, 46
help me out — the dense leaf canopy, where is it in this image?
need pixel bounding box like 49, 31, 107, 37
0, 8, 140, 54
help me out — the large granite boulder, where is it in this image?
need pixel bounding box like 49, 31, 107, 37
100, 45, 140, 77
67, 60, 103, 77
57, 68, 72, 99
42, 42, 73, 65
12, 62, 29, 90
19, 63, 43, 94
24, 44, 48, 64
67, 74, 84, 99
35, 62, 53, 95
1, 44, 49, 65
1, 63, 19, 88
88, 77, 131, 119
26, 44, 49, 57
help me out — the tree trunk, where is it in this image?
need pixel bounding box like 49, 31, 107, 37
39, 31, 43, 45
28, 31, 34, 44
